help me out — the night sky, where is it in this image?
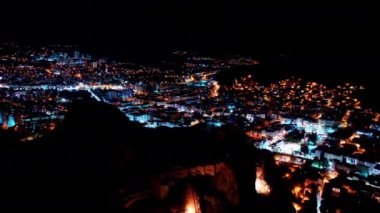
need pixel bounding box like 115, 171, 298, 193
0, 1, 376, 58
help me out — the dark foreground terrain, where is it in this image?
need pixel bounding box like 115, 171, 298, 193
0, 100, 294, 211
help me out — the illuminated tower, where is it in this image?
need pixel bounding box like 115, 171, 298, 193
7, 114, 16, 128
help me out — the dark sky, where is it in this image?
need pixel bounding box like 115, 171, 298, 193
1, 1, 379, 106
0, 1, 378, 61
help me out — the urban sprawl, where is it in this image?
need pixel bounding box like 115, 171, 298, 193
1, 43, 380, 212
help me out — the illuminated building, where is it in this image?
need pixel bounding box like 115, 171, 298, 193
106, 90, 119, 100
7, 115, 16, 128
119, 89, 134, 99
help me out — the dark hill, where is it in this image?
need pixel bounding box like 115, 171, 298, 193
0, 100, 292, 211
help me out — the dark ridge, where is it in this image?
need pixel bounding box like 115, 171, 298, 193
0, 100, 279, 210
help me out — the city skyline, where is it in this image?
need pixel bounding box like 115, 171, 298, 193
0, 44, 380, 211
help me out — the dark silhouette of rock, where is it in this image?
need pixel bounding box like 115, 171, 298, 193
0, 100, 292, 211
